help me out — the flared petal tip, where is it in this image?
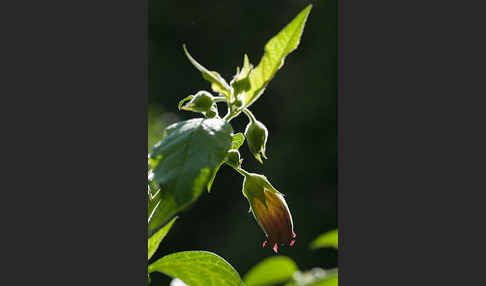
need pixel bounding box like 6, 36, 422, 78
272, 244, 279, 253
262, 240, 268, 248
290, 239, 296, 247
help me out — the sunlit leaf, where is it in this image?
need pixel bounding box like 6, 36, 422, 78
231, 133, 245, 149
244, 5, 312, 108
310, 229, 338, 249
183, 44, 232, 99
148, 217, 177, 260
244, 256, 298, 286
231, 54, 253, 98
149, 251, 243, 286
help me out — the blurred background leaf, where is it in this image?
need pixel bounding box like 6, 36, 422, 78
243, 256, 299, 286
310, 229, 338, 250
149, 251, 243, 286
285, 268, 337, 286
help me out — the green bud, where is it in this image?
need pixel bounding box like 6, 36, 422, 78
244, 119, 268, 164
225, 149, 242, 168
180, 91, 214, 113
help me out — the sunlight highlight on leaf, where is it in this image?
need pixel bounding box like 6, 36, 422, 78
183, 44, 232, 99
244, 5, 312, 108
244, 256, 298, 286
148, 217, 177, 260
149, 251, 243, 286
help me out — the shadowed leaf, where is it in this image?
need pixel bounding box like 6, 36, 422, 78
148, 118, 233, 237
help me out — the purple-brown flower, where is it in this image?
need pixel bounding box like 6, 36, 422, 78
242, 173, 296, 253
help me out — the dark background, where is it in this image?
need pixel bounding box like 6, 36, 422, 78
149, 0, 337, 284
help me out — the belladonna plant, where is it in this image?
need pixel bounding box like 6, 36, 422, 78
147, 5, 324, 286
148, 5, 312, 256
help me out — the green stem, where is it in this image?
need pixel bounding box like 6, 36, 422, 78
213, 96, 227, 103
226, 162, 250, 177
242, 108, 256, 123
223, 108, 232, 121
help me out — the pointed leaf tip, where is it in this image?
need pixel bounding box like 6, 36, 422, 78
243, 5, 312, 108
183, 45, 231, 99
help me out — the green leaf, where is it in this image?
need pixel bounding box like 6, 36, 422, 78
244, 5, 312, 108
149, 251, 243, 286
310, 229, 338, 249
148, 217, 177, 261
183, 44, 232, 99
243, 256, 298, 286
148, 118, 233, 237
231, 133, 245, 149
207, 161, 223, 193
178, 95, 193, 110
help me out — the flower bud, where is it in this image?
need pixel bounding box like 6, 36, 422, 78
181, 91, 214, 113
244, 119, 268, 164
242, 173, 296, 253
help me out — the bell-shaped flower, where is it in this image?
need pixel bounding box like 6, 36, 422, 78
242, 172, 296, 253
